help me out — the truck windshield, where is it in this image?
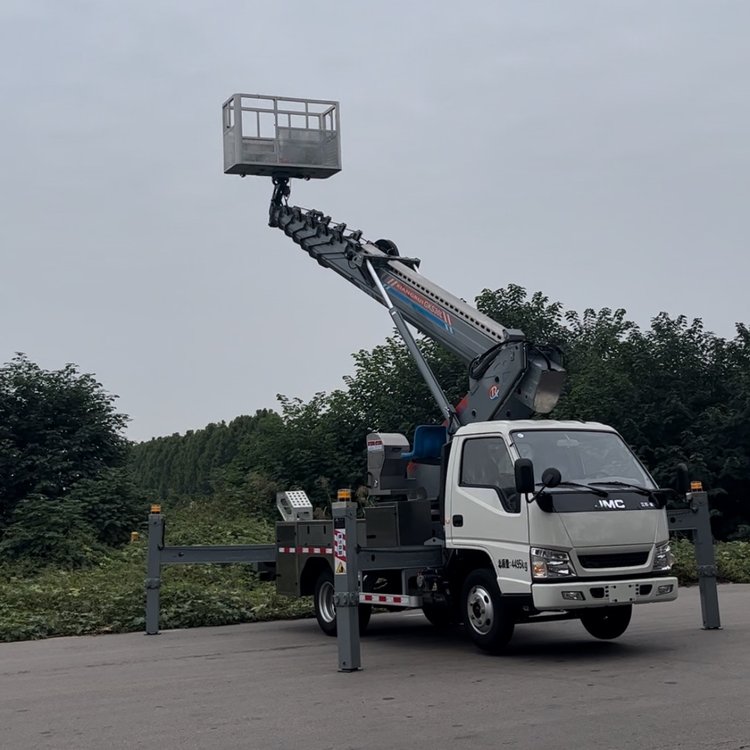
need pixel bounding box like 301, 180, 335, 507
510, 430, 656, 489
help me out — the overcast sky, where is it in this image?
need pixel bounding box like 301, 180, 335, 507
1, 1, 748, 442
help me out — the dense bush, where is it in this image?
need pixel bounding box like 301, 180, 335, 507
0, 502, 312, 642
0, 546, 313, 642
671, 538, 750, 584
0, 356, 148, 567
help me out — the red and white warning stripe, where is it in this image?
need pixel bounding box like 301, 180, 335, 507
359, 593, 422, 607
277, 546, 333, 555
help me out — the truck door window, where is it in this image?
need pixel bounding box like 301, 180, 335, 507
459, 437, 519, 513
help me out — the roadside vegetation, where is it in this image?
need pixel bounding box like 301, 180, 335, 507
2, 285, 749, 642
1, 516, 748, 642
0, 500, 312, 642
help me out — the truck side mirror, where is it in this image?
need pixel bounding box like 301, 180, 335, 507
514, 458, 535, 494
541, 467, 562, 488
675, 463, 690, 495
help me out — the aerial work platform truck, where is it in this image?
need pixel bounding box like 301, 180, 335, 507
221, 94, 679, 652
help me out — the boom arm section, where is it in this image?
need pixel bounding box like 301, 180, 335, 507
269, 197, 565, 427
270, 201, 514, 361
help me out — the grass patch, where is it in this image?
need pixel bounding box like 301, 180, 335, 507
671, 538, 750, 585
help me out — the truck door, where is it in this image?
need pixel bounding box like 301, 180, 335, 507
446, 435, 530, 594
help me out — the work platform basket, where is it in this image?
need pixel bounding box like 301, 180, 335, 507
222, 94, 341, 179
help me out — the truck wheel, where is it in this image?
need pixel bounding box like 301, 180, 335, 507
580, 605, 632, 640
461, 570, 515, 653
422, 603, 459, 628
313, 569, 372, 637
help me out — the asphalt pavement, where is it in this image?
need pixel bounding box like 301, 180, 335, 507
1, 584, 749, 750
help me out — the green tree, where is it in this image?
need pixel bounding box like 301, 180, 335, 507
65, 468, 145, 547
126, 284, 750, 540
475, 283, 568, 345
0, 355, 142, 565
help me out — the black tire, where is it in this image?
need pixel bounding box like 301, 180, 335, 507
461, 569, 515, 653
422, 602, 459, 629
580, 605, 632, 640
313, 569, 372, 637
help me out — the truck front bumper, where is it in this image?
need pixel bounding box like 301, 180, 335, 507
531, 576, 678, 610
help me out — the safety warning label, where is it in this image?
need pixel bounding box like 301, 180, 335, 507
333, 527, 347, 575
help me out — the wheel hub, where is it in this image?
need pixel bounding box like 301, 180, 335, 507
467, 585, 494, 634
318, 580, 335, 623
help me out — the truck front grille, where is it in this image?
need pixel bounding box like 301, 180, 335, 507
578, 551, 649, 569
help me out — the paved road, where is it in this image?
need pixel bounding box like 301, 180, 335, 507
2, 585, 749, 750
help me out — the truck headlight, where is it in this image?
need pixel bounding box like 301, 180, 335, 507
652, 542, 674, 572
531, 547, 577, 579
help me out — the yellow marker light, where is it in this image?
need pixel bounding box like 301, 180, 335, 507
690, 481, 703, 491
337, 489, 352, 501
150, 504, 162, 514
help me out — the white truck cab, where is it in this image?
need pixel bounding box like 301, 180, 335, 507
444, 420, 677, 642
